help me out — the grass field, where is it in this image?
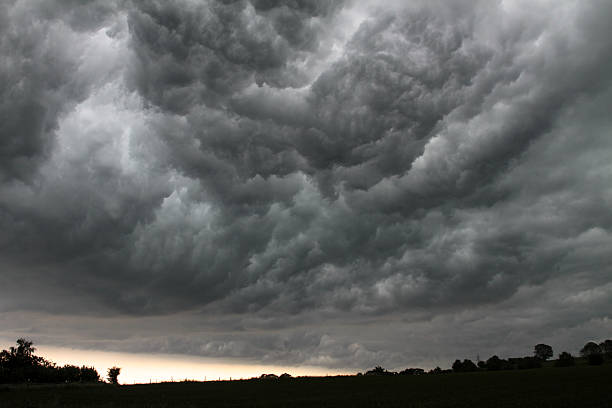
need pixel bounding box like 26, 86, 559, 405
2, 363, 611, 407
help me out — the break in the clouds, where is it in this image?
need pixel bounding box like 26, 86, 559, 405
1, 0, 612, 370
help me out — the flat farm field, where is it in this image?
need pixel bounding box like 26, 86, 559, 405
2, 363, 612, 407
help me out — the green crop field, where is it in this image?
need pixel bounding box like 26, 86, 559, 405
2, 364, 611, 408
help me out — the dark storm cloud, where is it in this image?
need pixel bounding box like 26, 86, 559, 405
126, 0, 344, 113
339, 1, 612, 212
2, 0, 612, 369
0, 0, 122, 181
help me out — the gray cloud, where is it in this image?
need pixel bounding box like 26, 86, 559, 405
1, 0, 612, 370
126, 0, 345, 113
0, 0, 123, 181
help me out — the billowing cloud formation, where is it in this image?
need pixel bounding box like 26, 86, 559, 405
1, 0, 612, 370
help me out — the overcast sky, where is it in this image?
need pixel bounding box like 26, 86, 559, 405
1, 0, 612, 374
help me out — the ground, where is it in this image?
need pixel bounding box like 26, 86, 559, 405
1, 363, 611, 407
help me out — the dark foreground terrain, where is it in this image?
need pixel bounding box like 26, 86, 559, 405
2, 364, 611, 408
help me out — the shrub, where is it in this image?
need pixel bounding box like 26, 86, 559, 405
107, 367, 121, 385
580, 342, 601, 357
399, 368, 424, 375
515, 357, 541, 370
555, 352, 575, 367
599, 339, 612, 359
365, 366, 396, 376
485, 355, 511, 371
452, 359, 478, 372
587, 353, 604, 366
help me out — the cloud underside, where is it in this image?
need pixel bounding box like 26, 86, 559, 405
1, 0, 612, 368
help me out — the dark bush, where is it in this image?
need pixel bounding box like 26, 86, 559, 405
580, 342, 601, 357
80, 366, 101, 382
600, 339, 612, 359
365, 366, 396, 376
555, 352, 575, 367
587, 353, 604, 366
452, 359, 478, 372
580, 341, 604, 366
399, 368, 424, 375
513, 357, 542, 370
485, 355, 511, 371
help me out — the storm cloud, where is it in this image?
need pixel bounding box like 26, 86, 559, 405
1, 0, 612, 370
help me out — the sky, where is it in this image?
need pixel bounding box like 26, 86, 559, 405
1, 0, 612, 382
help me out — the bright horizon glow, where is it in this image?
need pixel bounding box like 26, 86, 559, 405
10, 344, 351, 384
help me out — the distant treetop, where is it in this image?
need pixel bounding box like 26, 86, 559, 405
534, 344, 553, 360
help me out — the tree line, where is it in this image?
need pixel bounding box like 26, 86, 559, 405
450, 340, 612, 373
0, 338, 120, 384
2, 337, 611, 384
362, 339, 612, 376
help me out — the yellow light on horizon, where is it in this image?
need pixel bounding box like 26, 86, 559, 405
33, 345, 349, 384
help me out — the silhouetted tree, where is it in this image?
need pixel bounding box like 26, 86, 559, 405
1, 338, 51, 383
580, 341, 601, 357
365, 366, 396, 376
0, 339, 100, 384
80, 366, 101, 382
107, 366, 121, 385
259, 373, 278, 380
372, 366, 386, 375
534, 344, 553, 360
486, 355, 501, 371
555, 352, 575, 367
0, 338, 46, 368
463, 359, 478, 371
580, 342, 603, 365
13, 339, 35, 358
399, 368, 424, 375
485, 355, 512, 371
56, 365, 100, 383
452, 359, 478, 372
60, 365, 81, 382
600, 339, 612, 359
